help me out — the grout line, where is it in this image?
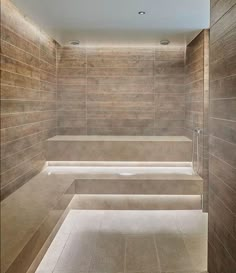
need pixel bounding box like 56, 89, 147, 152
124, 236, 127, 273
86, 212, 104, 273
1, 50, 39, 69
210, 97, 236, 101
1, 163, 43, 200
1, 140, 44, 162
85, 47, 88, 134
209, 169, 236, 197
56, 44, 58, 135
209, 194, 236, 239
1, 83, 40, 91
186, 57, 204, 68
1, 131, 43, 146
1, 109, 56, 117
210, 73, 236, 83
209, 174, 236, 215
209, 134, 236, 147
209, 153, 236, 170
1, 96, 56, 102
1, 153, 44, 192
208, 230, 235, 273
0, 67, 40, 82
1, 53, 56, 76
1, 69, 56, 85
186, 67, 204, 76
209, 116, 236, 123
1, 149, 44, 174
209, 72, 236, 82
51, 232, 71, 273
210, 3, 236, 29
1, 24, 40, 49
153, 234, 162, 273
0, 119, 56, 132
182, 234, 202, 270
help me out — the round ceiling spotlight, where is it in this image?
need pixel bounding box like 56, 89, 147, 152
160, 40, 170, 45
69, 40, 80, 46
138, 11, 146, 15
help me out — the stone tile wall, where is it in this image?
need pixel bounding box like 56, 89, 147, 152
57, 47, 185, 136
0, 0, 186, 199
185, 30, 210, 211
208, 0, 236, 272
0, 0, 58, 199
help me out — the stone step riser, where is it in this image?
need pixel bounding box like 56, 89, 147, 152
70, 194, 202, 210
74, 178, 203, 195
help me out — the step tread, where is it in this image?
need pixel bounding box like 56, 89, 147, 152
75, 173, 203, 181
47, 135, 192, 142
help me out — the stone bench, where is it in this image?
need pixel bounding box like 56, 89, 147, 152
45, 135, 192, 162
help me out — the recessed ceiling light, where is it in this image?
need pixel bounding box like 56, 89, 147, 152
138, 11, 146, 15
160, 40, 170, 45
69, 40, 80, 46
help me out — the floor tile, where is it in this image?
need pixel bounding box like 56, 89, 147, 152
126, 235, 160, 272
57, 210, 79, 234
59, 210, 104, 234
35, 210, 208, 273
183, 235, 208, 271
54, 231, 97, 272
155, 234, 194, 272
100, 210, 179, 235
140, 211, 180, 234
36, 233, 69, 272
100, 211, 147, 234
70, 210, 104, 233
89, 233, 125, 273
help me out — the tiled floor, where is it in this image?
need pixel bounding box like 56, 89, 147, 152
36, 210, 208, 273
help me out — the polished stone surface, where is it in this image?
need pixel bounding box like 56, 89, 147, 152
35, 210, 208, 273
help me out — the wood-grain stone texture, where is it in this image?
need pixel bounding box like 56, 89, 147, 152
208, 0, 236, 272
0, 0, 58, 199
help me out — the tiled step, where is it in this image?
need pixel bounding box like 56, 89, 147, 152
74, 173, 203, 195
45, 135, 192, 162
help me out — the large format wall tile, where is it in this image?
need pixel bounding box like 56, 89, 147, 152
185, 30, 210, 211
209, 1, 236, 272
57, 47, 185, 135
0, 0, 58, 200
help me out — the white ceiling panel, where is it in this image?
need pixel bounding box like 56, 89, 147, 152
12, 0, 210, 46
